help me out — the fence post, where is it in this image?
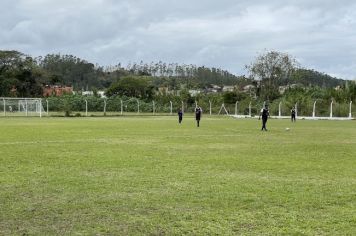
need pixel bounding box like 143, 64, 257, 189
120, 99, 123, 115
25, 99, 28, 117
330, 100, 333, 118
278, 102, 282, 117
295, 103, 298, 118
235, 101, 238, 116
39, 99, 42, 118
85, 100, 88, 117
3, 98, 5, 117
104, 99, 107, 116
349, 101, 353, 118
249, 102, 252, 117
46, 99, 49, 116
137, 99, 140, 114
313, 101, 316, 118
170, 101, 173, 115
209, 100, 212, 115
152, 101, 155, 115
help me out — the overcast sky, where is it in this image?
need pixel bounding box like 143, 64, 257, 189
1, 0, 356, 79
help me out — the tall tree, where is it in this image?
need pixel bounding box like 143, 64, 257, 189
106, 76, 154, 99
0, 50, 43, 97
246, 50, 299, 100
39, 54, 104, 90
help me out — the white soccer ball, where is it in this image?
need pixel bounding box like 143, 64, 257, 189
285, 127, 290, 131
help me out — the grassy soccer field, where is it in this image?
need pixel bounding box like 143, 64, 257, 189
0, 116, 355, 235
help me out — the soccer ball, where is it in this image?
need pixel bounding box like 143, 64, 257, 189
285, 128, 290, 131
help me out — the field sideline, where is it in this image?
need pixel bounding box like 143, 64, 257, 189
0, 116, 355, 235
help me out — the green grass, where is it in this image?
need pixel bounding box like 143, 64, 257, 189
0, 116, 355, 235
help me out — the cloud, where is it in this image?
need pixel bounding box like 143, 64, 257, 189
1, 0, 356, 79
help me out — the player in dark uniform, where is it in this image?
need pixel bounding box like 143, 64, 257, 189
178, 108, 183, 124
195, 106, 202, 127
291, 107, 296, 122
259, 105, 270, 131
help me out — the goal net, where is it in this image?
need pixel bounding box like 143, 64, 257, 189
0, 97, 46, 117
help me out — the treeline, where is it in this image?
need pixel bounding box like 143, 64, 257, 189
288, 69, 345, 88
1, 49, 354, 117
0, 51, 109, 97
39, 54, 107, 89
0, 50, 244, 98
0, 51, 44, 97
115, 61, 241, 86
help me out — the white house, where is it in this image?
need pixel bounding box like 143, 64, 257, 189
222, 86, 235, 92
97, 91, 106, 98
82, 91, 94, 96
189, 89, 201, 97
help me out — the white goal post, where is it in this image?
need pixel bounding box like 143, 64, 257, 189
0, 97, 46, 117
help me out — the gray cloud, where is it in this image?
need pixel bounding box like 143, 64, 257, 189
1, 0, 356, 79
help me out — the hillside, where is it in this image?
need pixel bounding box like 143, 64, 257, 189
0, 50, 348, 98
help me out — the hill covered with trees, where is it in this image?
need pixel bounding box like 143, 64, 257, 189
0, 50, 245, 97
0, 49, 350, 100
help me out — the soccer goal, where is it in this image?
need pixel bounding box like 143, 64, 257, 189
0, 97, 46, 117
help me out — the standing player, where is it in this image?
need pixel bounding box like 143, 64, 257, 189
178, 108, 183, 124
195, 106, 202, 127
291, 107, 296, 122
259, 105, 270, 131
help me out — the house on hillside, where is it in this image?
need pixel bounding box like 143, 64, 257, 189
43, 85, 74, 97
243, 84, 255, 93
10, 86, 17, 96
97, 91, 106, 98
157, 86, 180, 96
79, 90, 106, 98
242, 84, 257, 98
278, 84, 298, 94
334, 85, 342, 91
203, 88, 219, 94
157, 86, 169, 95
189, 89, 201, 97
211, 84, 222, 91
82, 91, 94, 96
278, 85, 288, 94
202, 84, 221, 94
222, 86, 235, 92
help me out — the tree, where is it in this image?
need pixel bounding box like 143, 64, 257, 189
106, 76, 154, 99
0, 50, 43, 97
0, 50, 24, 73
290, 68, 345, 88
246, 50, 299, 100
39, 54, 104, 90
